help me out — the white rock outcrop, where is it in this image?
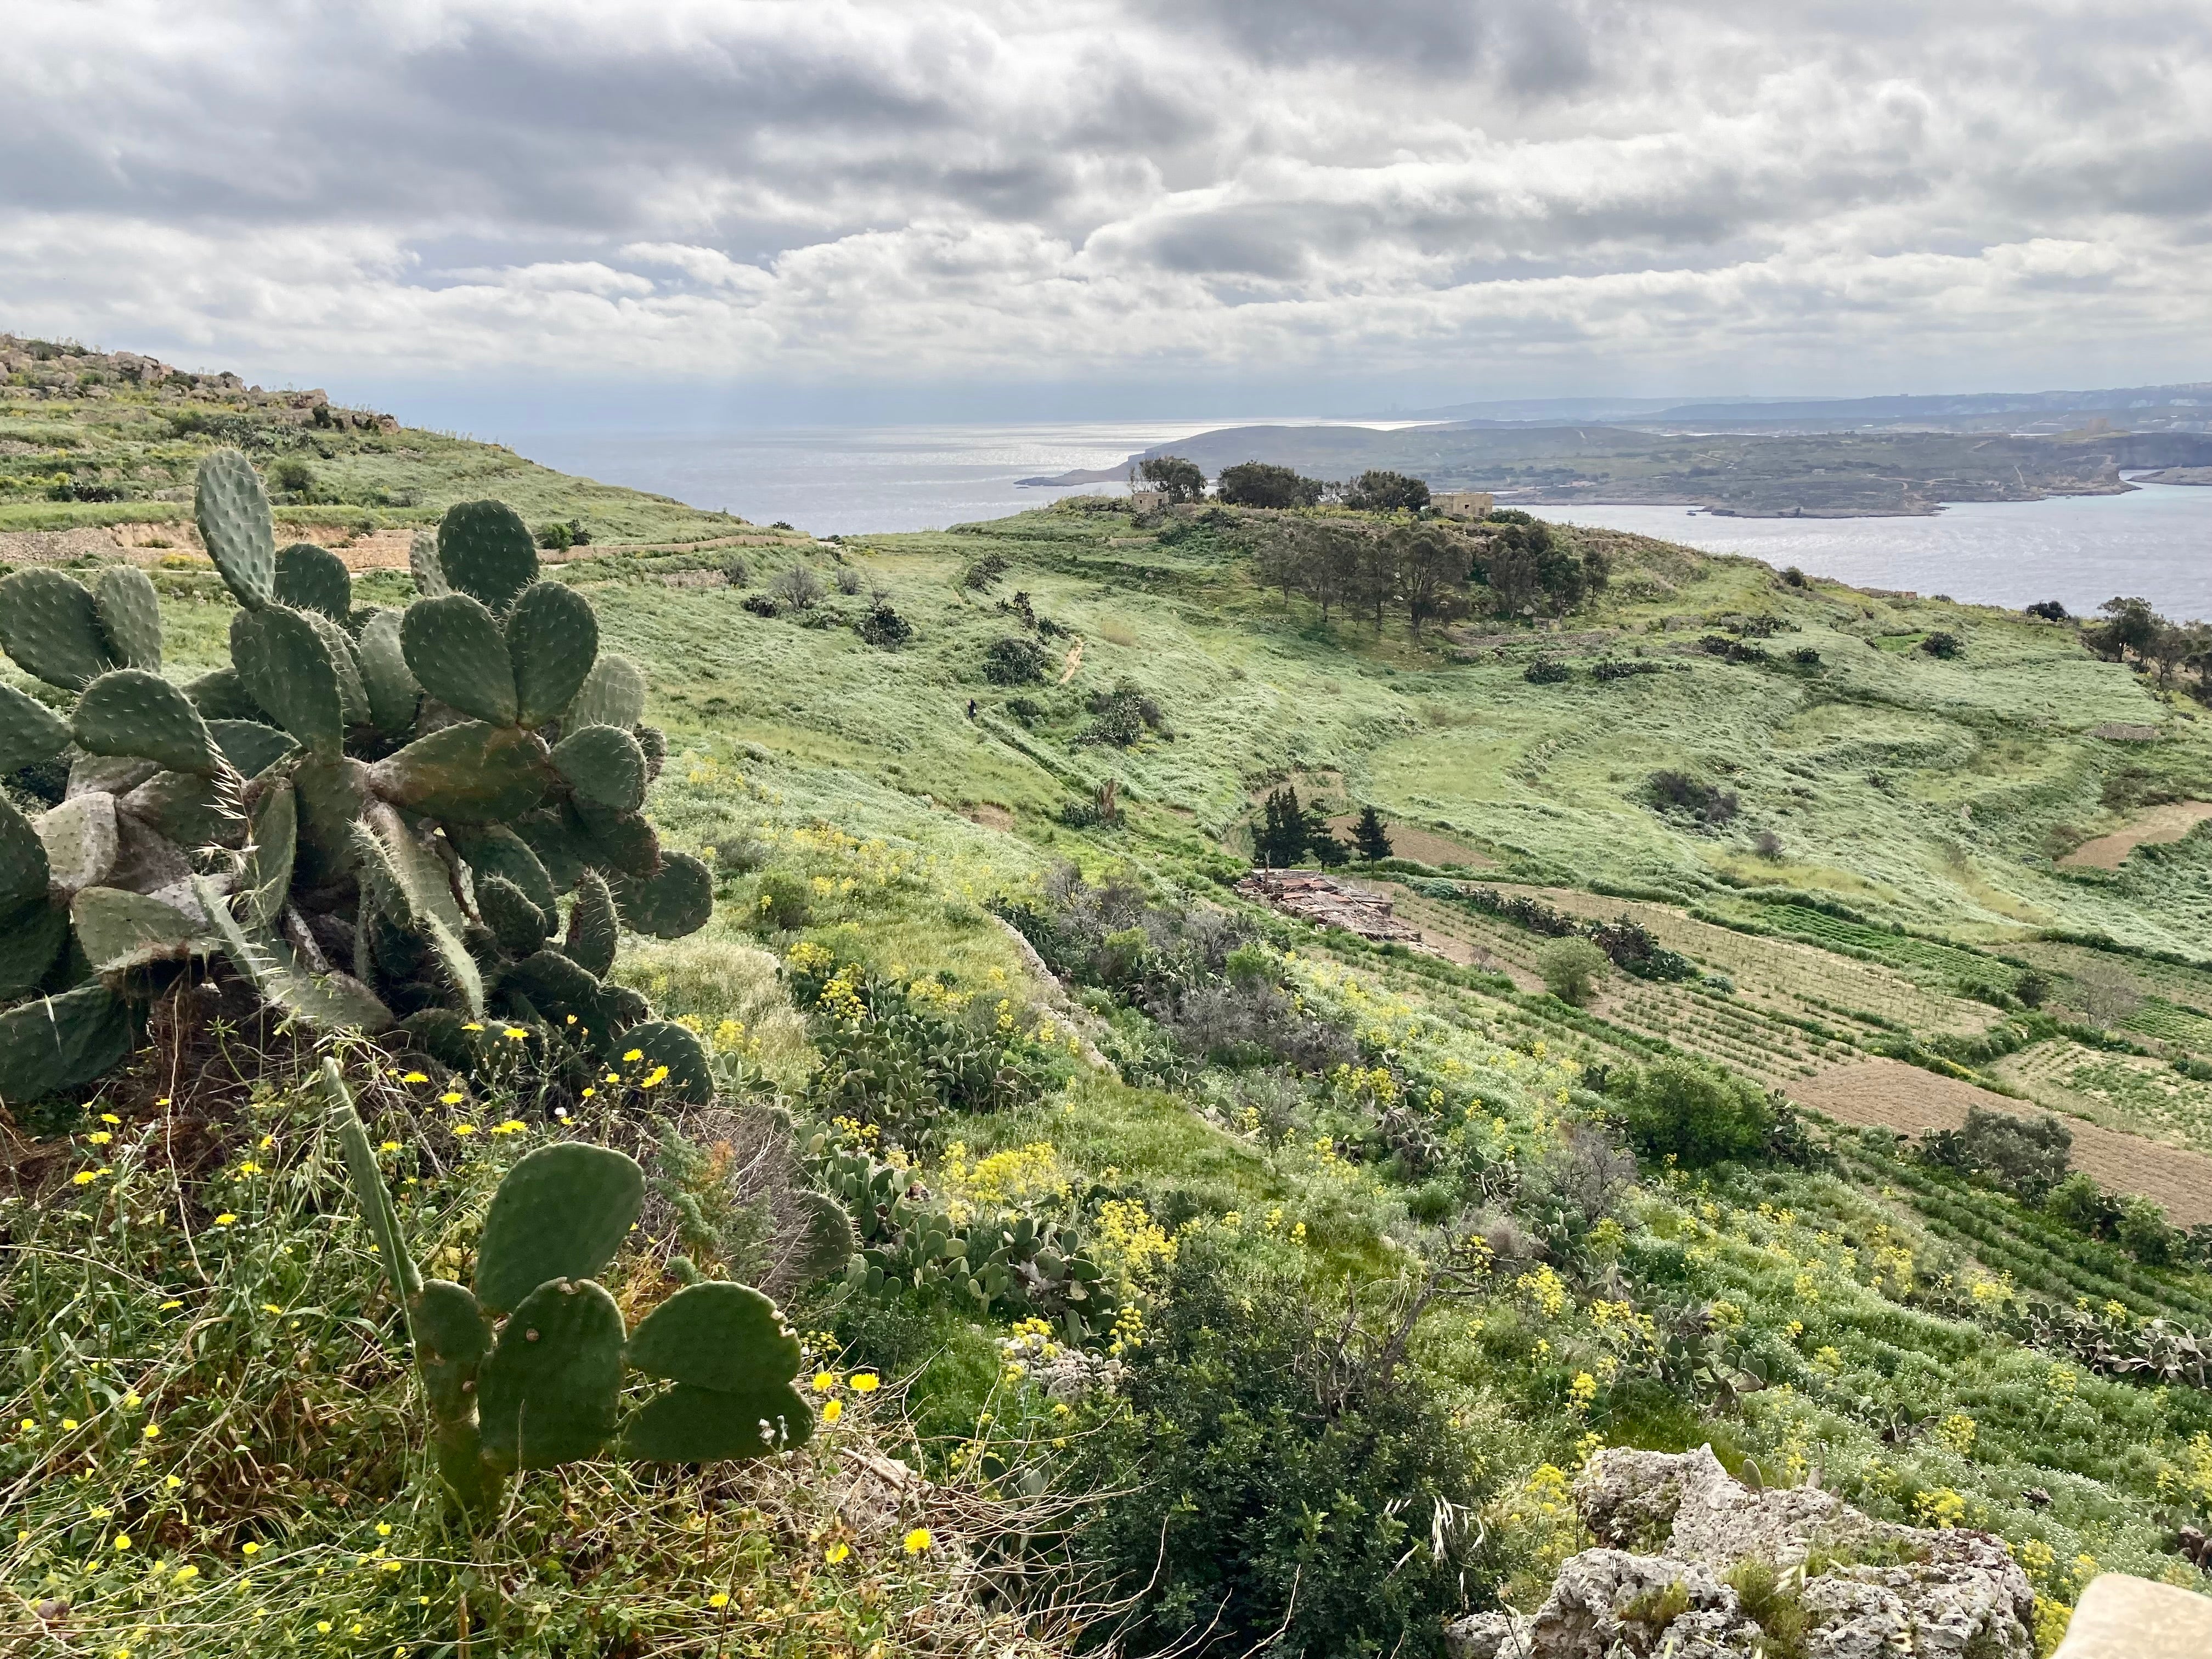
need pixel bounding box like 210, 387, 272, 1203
1447, 1446, 2036, 1659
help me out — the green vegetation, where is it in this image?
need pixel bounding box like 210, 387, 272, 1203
12, 393, 2212, 1656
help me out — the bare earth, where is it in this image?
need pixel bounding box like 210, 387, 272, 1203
1788, 1058, 2212, 1225
1324, 816, 1494, 869
2059, 802, 2212, 869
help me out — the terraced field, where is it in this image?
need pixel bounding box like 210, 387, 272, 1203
1793, 1059, 2212, 1225
1996, 1037, 2212, 1158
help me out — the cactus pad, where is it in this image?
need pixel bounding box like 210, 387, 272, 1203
621, 1375, 813, 1463
477, 1277, 625, 1471
35, 792, 120, 894
194, 873, 394, 1035
0, 569, 119, 691
411, 1278, 490, 1420
551, 724, 646, 811
0, 984, 134, 1103
610, 852, 713, 940
120, 769, 235, 852
408, 528, 450, 597
71, 887, 205, 980
303, 611, 370, 727
625, 1280, 802, 1391
567, 653, 647, 731
0, 797, 54, 917
240, 780, 297, 930
473, 1142, 645, 1314
571, 798, 662, 878
0, 900, 68, 1000
209, 719, 297, 778
72, 669, 224, 777
183, 666, 263, 723
194, 448, 276, 610
401, 594, 518, 726
368, 722, 550, 822
478, 876, 550, 954
616, 1018, 714, 1104
498, 947, 606, 1031
92, 567, 164, 671
232, 605, 345, 755
505, 581, 599, 727
274, 543, 353, 620
792, 1190, 861, 1284
438, 501, 539, 616
561, 870, 620, 977
448, 823, 556, 915
0, 684, 71, 776
355, 610, 420, 737
324, 1062, 424, 1304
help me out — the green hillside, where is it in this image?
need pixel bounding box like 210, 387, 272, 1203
8, 438, 2212, 1654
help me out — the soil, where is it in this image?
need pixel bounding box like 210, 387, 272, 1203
1787, 1058, 2212, 1224
2059, 802, 2212, 870
1323, 816, 1493, 869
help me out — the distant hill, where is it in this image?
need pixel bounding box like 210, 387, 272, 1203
1032, 415, 2212, 517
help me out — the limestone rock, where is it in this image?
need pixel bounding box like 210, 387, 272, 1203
2055, 1573, 2212, 1659
1454, 1447, 2036, 1659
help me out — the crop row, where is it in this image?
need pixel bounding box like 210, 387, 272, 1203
1854, 1155, 2212, 1323
1753, 905, 2015, 988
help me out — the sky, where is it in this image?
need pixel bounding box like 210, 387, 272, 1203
6, 0, 2212, 426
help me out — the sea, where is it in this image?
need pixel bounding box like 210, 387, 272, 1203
505, 421, 2212, 620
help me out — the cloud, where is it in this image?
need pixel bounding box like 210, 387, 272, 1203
1, 0, 2208, 405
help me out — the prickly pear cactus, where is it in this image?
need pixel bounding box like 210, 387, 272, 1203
0, 449, 717, 1109
325, 1063, 811, 1514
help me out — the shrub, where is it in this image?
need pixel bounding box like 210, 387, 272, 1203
1082, 678, 1167, 747
1780, 566, 1808, 588
981, 635, 1051, 685
1920, 630, 1963, 658
833, 563, 864, 595
1537, 937, 1610, 1005
740, 592, 780, 617
2114, 1195, 2177, 1265
1647, 770, 1740, 826
1065, 1235, 1494, 1658
721, 555, 751, 587
2027, 600, 2068, 622
1609, 1056, 1775, 1167
958, 552, 1011, 592
753, 870, 812, 932
1216, 461, 1325, 509
1593, 659, 1661, 681
856, 600, 911, 649
1920, 1106, 2072, 1199
2014, 969, 2051, 1009
1753, 828, 1784, 859
535, 519, 587, 550
2045, 1171, 2121, 1238
1525, 657, 1571, 684
1345, 469, 1432, 514
268, 456, 317, 499
770, 563, 825, 610
1790, 647, 1822, 667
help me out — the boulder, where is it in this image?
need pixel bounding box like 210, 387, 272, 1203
2054, 1573, 2212, 1659
1452, 1447, 2036, 1659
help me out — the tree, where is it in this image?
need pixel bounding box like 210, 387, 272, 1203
1351, 806, 1393, 862
1217, 461, 1324, 509
1345, 470, 1431, 514
1394, 526, 1470, 639
2086, 596, 2160, 662
1537, 938, 1610, 1005
959, 552, 1011, 593
1254, 786, 1310, 867
1610, 1057, 1776, 1166
1138, 455, 1206, 504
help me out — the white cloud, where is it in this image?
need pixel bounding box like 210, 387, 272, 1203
1, 0, 2208, 405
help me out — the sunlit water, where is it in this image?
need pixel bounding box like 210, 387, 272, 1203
506, 423, 2212, 619
1556, 483, 2212, 619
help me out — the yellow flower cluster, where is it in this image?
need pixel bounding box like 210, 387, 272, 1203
1091, 1198, 1176, 1294
938, 1141, 1069, 1210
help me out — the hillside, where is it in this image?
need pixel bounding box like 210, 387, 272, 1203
1031, 422, 2212, 516
7, 426, 2212, 1653
0, 332, 758, 548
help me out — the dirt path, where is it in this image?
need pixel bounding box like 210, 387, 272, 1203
2059, 802, 2212, 869
1788, 1058, 2212, 1225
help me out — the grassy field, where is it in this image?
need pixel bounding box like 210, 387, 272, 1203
13, 405, 2212, 1652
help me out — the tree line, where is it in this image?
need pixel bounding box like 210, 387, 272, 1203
2058, 596, 2212, 701
1250, 511, 1607, 636
1137, 456, 1432, 513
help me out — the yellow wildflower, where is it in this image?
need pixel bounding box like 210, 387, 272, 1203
850, 1373, 881, 1393
903, 1527, 932, 1554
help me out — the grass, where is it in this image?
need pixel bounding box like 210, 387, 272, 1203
15, 426, 2212, 1650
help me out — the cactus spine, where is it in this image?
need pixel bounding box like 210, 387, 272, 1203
0, 450, 715, 1109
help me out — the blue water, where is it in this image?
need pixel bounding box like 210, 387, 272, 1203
1557, 483, 2212, 619
505, 422, 2212, 619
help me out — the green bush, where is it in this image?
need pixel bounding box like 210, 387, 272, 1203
753, 869, 812, 932
1065, 1234, 1496, 1657
1609, 1056, 1775, 1167
982, 635, 1050, 684
1920, 1105, 2072, 1200
2115, 1195, 2178, 1266
1537, 937, 1610, 1004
